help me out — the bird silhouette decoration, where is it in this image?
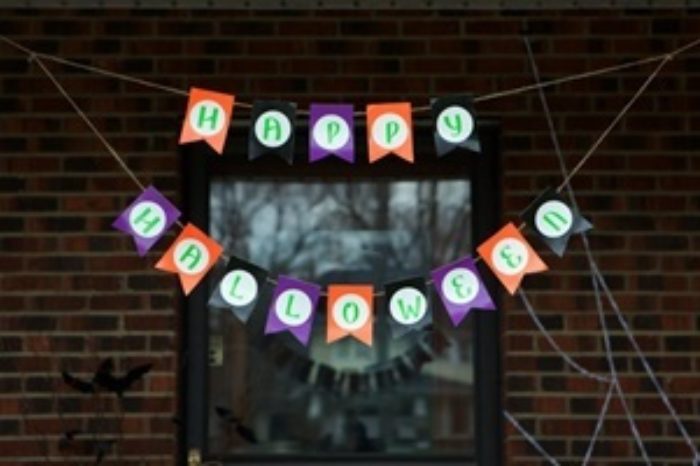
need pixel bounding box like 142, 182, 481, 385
214, 405, 258, 444
59, 358, 154, 464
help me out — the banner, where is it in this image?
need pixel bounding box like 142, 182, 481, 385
327, 285, 374, 346
431, 95, 480, 156
112, 185, 180, 256
265, 276, 320, 346
431, 256, 495, 326
366, 102, 414, 163
477, 222, 547, 295
208, 257, 269, 322
249, 101, 296, 164
179, 87, 235, 155
385, 277, 432, 337
521, 188, 593, 256
155, 223, 222, 295
309, 103, 355, 163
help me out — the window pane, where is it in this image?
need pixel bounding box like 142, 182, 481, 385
208, 179, 474, 459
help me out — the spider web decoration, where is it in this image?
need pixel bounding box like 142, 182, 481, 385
1, 33, 699, 463
500, 38, 700, 465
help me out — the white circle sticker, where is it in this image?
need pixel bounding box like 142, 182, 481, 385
332, 293, 370, 332
441, 268, 480, 304
254, 110, 292, 148
312, 115, 350, 151
535, 200, 574, 239
371, 113, 408, 150
128, 200, 166, 239
275, 289, 312, 327
389, 287, 427, 325
188, 100, 227, 137
491, 238, 529, 276
219, 270, 258, 307
173, 238, 210, 275
436, 105, 474, 144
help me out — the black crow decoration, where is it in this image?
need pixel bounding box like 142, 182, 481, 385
93, 358, 153, 398
214, 405, 258, 444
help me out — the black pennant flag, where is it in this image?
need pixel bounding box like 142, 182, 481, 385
248, 101, 296, 164
208, 257, 269, 323
521, 188, 593, 257
431, 95, 480, 156
384, 277, 432, 338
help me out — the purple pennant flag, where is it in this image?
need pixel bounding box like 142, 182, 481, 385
431, 256, 495, 326
112, 186, 181, 256
309, 103, 355, 163
265, 275, 320, 346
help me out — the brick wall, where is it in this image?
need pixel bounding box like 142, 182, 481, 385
0, 8, 698, 465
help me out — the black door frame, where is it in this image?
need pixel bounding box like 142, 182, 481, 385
179, 120, 502, 466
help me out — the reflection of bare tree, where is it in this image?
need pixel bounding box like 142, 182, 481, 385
211, 180, 471, 280
209, 179, 475, 457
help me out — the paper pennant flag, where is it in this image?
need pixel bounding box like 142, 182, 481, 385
327, 285, 374, 346
385, 277, 432, 337
366, 102, 413, 163
249, 101, 296, 164
431, 95, 480, 156
309, 103, 355, 163
477, 222, 548, 295
179, 87, 235, 155
155, 223, 222, 296
520, 188, 593, 257
208, 257, 268, 323
264, 276, 320, 346
112, 186, 181, 257
431, 256, 495, 326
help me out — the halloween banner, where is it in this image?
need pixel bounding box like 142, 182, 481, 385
431, 256, 495, 326
431, 95, 480, 156
385, 277, 432, 337
521, 188, 593, 257
179, 87, 235, 155
155, 223, 222, 295
366, 102, 414, 163
327, 285, 374, 346
208, 257, 269, 323
248, 101, 296, 164
477, 222, 548, 295
106, 91, 608, 351
265, 276, 320, 346
112, 185, 180, 256
309, 103, 355, 163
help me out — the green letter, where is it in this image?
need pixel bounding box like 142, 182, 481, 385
450, 275, 470, 300
284, 293, 299, 318
263, 116, 282, 142
132, 207, 161, 236
397, 296, 423, 320
500, 245, 523, 270
342, 302, 359, 324
178, 244, 203, 272
385, 121, 399, 144
442, 113, 462, 137
197, 105, 220, 131
326, 121, 340, 145
226, 273, 243, 301
542, 210, 568, 233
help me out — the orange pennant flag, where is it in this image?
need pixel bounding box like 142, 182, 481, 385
327, 285, 374, 346
477, 222, 548, 295
179, 87, 235, 155
155, 223, 222, 296
366, 102, 414, 163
